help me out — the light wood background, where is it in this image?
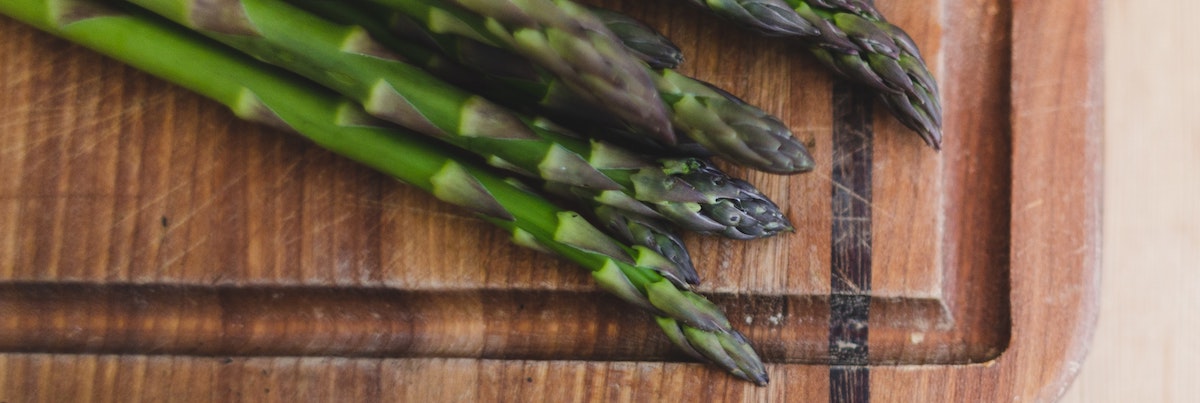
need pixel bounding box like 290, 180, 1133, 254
1061, 0, 1200, 402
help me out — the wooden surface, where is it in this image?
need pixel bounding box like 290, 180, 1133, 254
0, 0, 1102, 401
1060, 0, 1200, 402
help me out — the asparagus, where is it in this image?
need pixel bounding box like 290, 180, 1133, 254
687, 0, 943, 148
683, 0, 819, 37
542, 149, 795, 240
279, 2, 699, 275
0, 0, 767, 384
592, 205, 697, 284
403, 0, 679, 145
585, 5, 683, 69
290, 0, 600, 132
546, 157, 793, 240
367, 0, 816, 174
126, 0, 792, 238
654, 69, 814, 175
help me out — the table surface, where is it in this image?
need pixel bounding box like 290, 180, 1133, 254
0, 0, 1190, 401
1061, 0, 1200, 402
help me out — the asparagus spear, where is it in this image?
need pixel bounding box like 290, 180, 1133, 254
654, 68, 814, 175
592, 205, 697, 284
289, 0, 601, 133
366, 0, 816, 174
0, 0, 767, 384
545, 157, 793, 240
683, 0, 819, 36
585, 5, 684, 69
687, 0, 943, 148
404, 0, 679, 144
126, 0, 793, 238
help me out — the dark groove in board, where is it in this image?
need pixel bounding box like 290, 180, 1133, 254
829, 76, 875, 402
831, 367, 870, 403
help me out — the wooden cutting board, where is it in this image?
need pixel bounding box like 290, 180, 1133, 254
0, 0, 1101, 401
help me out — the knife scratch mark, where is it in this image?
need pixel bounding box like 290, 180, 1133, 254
156, 232, 212, 275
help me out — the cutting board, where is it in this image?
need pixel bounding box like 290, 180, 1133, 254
0, 0, 1101, 401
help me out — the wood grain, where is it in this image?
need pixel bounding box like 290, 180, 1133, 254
0, 0, 1101, 401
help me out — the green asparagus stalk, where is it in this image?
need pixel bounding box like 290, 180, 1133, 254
585, 5, 683, 69
367, 0, 816, 174
124, 0, 793, 239
592, 205, 697, 284
404, 0, 679, 145
0, 0, 767, 384
684, 0, 819, 37
654, 68, 815, 174
687, 0, 943, 148
546, 157, 793, 240
290, 0, 601, 134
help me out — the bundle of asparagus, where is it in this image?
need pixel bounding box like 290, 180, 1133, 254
366, 0, 817, 174
0, 0, 941, 385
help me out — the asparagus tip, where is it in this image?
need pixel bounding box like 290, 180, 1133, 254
750, 371, 770, 387
924, 128, 943, 151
